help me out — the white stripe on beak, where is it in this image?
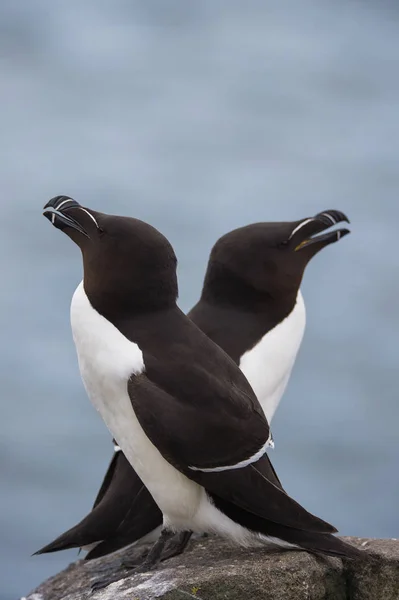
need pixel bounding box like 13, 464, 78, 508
55, 199, 76, 211
288, 218, 315, 240
319, 212, 336, 225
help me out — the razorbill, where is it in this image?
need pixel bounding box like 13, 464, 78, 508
36, 208, 351, 568
40, 196, 363, 589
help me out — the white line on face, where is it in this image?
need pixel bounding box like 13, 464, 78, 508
77, 207, 100, 228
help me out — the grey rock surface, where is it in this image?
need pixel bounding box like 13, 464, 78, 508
23, 536, 399, 600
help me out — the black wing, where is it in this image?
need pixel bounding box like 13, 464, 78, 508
128, 365, 335, 534
129, 356, 270, 472
91, 444, 120, 510
191, 457, 337, 534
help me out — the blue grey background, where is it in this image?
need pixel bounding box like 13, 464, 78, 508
0, 2, 398, 598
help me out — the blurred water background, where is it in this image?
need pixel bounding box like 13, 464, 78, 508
0, 1, 398, 598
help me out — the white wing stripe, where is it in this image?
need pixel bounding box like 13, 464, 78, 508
189, 433, 273, 473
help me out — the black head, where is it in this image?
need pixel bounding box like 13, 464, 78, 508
201, 210, 350, 310
43, 196, 178, 316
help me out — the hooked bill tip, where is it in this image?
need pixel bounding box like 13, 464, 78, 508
43, 196, 80, 212
316, 210, 350, 226
337, 228, 351, 239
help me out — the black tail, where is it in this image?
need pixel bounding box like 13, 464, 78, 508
33, 452, 162, 557
33, 526, 91, 555
269, 527, 365, 560
91, 445, 121, 510
209, 491, 364, 560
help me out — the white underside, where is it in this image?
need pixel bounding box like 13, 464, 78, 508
239, 291, 306, 424
70, 281, 301, 549
81, 541, 101, 553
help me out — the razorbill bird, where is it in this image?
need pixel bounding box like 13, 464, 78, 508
41, 195, 363, 590
35, 209, 351, 563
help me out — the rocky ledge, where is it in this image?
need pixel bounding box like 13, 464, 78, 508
23, 536, 399, 600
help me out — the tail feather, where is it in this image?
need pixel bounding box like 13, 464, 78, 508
271, 528, 365, 560
91, 447, 120, 510
33, 521, 102, 555
209, 492, 365, 560
33, 454, 162, 557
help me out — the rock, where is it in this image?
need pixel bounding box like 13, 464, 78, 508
23, 536, 399, 600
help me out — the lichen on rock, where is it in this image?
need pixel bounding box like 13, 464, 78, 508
24, 536, 399, 600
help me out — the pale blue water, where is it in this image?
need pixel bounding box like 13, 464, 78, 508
0, 2, 398, 598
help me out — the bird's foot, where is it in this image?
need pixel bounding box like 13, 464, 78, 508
160, 530, 193, 562
89, 546, 148, 592
90, 529, 192, 592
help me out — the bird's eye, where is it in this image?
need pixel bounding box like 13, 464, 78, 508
98, 227, 105, 236
278, 240, 289, 248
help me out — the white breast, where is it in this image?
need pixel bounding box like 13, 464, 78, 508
239, 291, 306, 424
70, 283, 216, 530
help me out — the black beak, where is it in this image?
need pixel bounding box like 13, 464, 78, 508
43, 196, 89, 238
292, 209, 350, 252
